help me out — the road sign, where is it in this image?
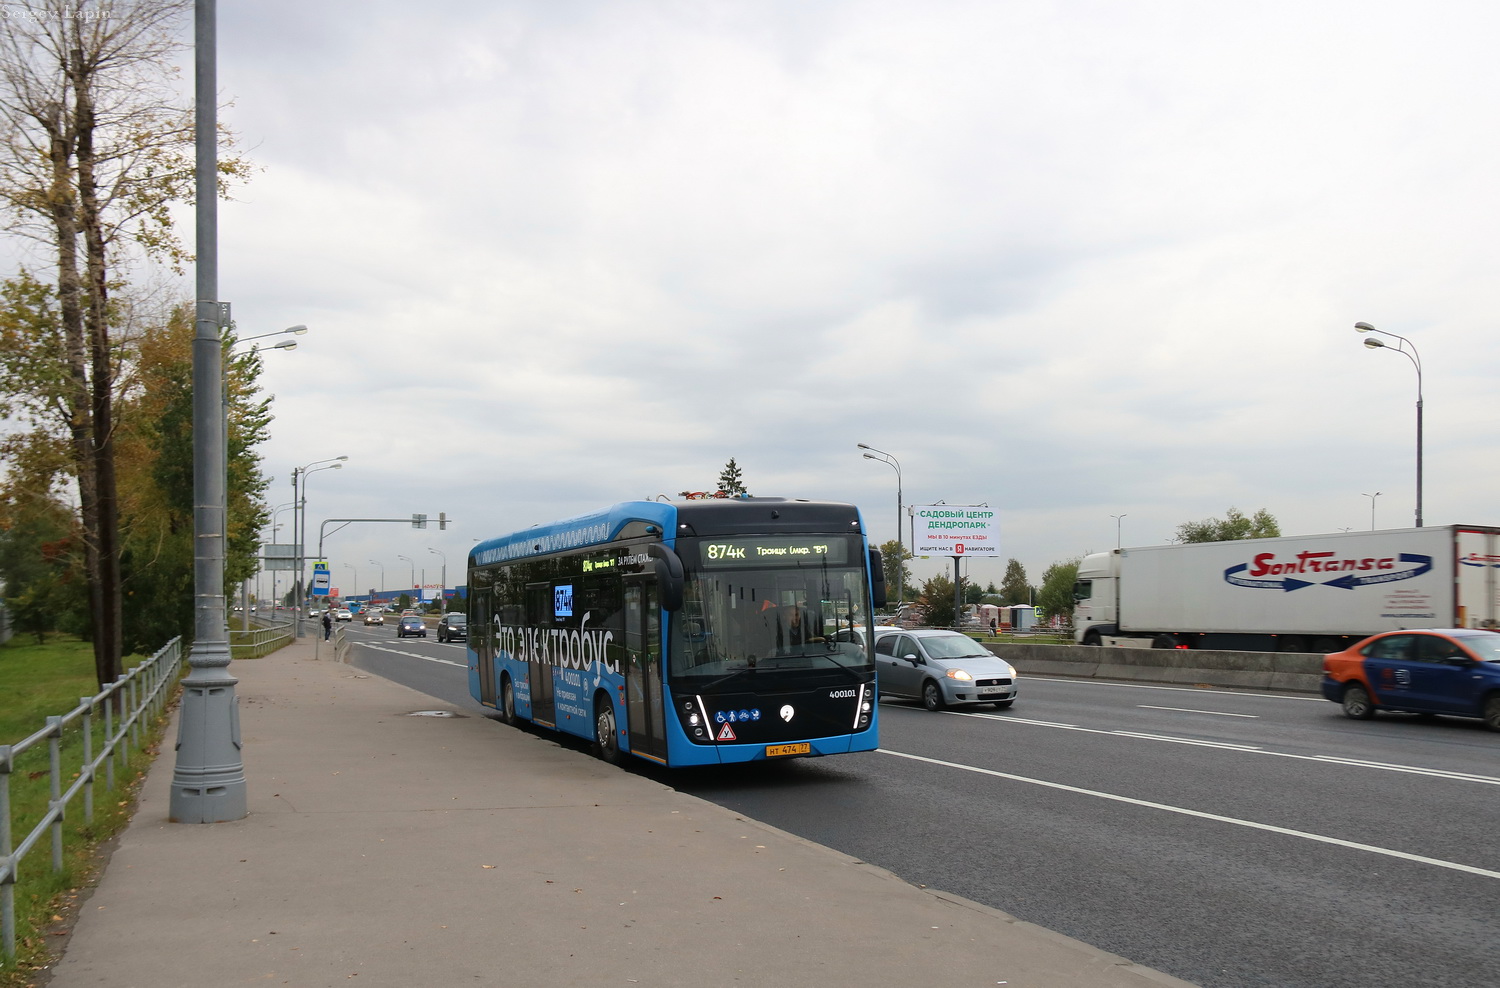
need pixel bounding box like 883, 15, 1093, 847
311, 561, 331, 597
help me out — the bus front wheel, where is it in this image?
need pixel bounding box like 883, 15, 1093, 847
498, 675, 516, 725
595, 695, 626, 765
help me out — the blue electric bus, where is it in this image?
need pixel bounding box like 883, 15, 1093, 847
467, 496, 885, 767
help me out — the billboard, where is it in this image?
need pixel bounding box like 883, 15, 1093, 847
912, 505, 999, 556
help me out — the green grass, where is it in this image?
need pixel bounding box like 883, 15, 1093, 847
0, 635, 177, 986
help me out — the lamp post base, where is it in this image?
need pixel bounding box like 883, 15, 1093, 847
168, 641, 247, 823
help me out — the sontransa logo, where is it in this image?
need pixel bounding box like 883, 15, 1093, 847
1224, 552, 1433, 592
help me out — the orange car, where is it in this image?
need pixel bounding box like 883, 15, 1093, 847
1321, 628, 1500, 729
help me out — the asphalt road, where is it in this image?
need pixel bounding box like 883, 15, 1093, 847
342, 624, 1500, 988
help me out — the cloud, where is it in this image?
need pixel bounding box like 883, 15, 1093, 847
184, 0, 1500, 593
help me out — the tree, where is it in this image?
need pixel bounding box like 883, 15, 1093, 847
112, 308, 272, 653
0, 447, 88, 643
0, 1, 247, 687
998, 558, 1032, 606
717, 457, 749, 496
917, 573, 957, 627
1175, 507, 1281, 544
1036, 557, 1081, 624
877, 538, 912, 604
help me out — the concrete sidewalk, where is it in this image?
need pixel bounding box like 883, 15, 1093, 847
43, 640, 1198, 988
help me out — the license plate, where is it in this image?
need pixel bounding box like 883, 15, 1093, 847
981, 689, 1008, 697
765, 742, 811, 758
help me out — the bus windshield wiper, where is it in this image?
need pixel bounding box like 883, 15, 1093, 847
692, 666, 757, 694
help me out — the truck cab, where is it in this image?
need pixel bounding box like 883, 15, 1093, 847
1072, 551, 1118, 646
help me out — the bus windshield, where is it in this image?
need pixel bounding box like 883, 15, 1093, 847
669, 533, 875, 687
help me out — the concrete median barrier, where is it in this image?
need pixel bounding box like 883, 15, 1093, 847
981, 641, 1323, 693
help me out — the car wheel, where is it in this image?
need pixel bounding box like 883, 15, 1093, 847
594, 696, 625, 764
499, 676, 516, 726
1483, 694, 1500, 732
1341, 683, 1375, 720
921, 680, 945, 712
992, 699, 1014, 709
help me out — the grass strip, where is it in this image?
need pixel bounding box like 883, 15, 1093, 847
0, 636, 178, 987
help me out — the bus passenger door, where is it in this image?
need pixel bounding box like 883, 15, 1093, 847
624, 581, 666, 760
527, 582, 556, 726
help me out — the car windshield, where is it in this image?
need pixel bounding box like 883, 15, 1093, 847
1457, 633, 1500, 662
920, 634, 992, 659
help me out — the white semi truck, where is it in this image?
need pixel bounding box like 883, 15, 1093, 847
1072, 525, 1500, 652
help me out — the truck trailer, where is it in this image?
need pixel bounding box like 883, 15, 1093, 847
1072, 525, 1500, 652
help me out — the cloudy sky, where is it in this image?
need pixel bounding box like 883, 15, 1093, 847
202, 0, 1498, 599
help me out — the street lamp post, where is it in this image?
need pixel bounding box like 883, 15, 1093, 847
269, 500, 295, 611
369, 559, 385, 601
292, 456, 346, 637
429, 548, 446, 611
1111, 513, 1127, 549
1362, 491, 1381, 531
342, 562, 358, 603
857, 443, 903, 607
1355, 322, 1423, 527
172, 0, 245, 824
397, 554, 416, 605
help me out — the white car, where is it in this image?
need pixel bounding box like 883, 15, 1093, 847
334, 608, 353, 622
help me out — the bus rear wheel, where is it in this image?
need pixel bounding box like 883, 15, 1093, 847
595, 695, 625, 765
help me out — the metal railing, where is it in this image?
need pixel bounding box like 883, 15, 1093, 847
315, 623, 350, 662
230, 620, 293, 660
0, 637, 185, 962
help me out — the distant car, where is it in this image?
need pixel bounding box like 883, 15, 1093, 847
363, 610, 385, 626
436, 613, 468, 643
396, 615, 427, 638
334, 608, 353, 622
1321, 629, 1500, 730
873, 629, 1019, 711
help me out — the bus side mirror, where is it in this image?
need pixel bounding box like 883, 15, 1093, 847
649, 543, 685, 612
869, 548, 887, 609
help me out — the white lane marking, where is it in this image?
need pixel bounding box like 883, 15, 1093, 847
1309, 756, 1500, 786
880, 748, 1500, 881
1137, 704, 1260, 718
354, 640, 466, 668
961, 711, 1500, 786
1000, 717, 1079, 729
1109, 731, 1262, 752
1026, 676, 1324, 702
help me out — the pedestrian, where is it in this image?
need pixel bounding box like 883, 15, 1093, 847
322, 609, 332, 641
